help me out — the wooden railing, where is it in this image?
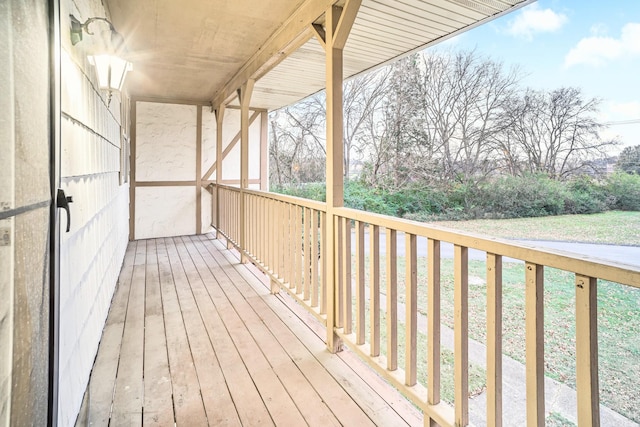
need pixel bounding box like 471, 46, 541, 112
214, 184, 328, 322
211, 184, 640, 427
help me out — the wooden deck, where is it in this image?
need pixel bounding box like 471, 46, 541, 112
75, 234, 421, 426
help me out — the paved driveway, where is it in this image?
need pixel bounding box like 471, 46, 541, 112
352, 231, 640, 267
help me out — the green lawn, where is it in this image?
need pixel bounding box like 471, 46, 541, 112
433, 211, 640, 246
355, 255, 640, 422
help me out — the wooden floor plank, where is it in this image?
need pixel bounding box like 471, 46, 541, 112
201, 237, 383, 427
156, 238, 208, 426
81, 234, 423, 427
111, 242, 146, 426
176, 236, 304, 426
79, 242, 137, 427
142, 239, 174, 426
170, 237, 244, 427
211, 237, 422, 427
174, 238, 271, 426
188, 236, 340, 427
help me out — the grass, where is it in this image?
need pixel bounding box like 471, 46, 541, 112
371, 307, 486, 405
546, 412, 576, 426
354, 255, 640, 422
433, 211, 640, 246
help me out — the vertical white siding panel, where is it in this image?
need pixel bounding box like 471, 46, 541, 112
58, 1, 130, 423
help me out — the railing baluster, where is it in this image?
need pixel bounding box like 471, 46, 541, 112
355, 220, 365, 344
386, 228, 397, 371
370, 224, 380, 357
249, 195, 254, 255
304, 207, 312, 301
336, 215, 343, 328
343, 217, 352, 334
311, 210, 319, 308
427, 238, 441, 417
320, 211, 327, 315
272, 200, 277, 272
454, 244, 469, 426
576, 274, 599, 427
487, 253, 503, 427
274, 199, 279, 272
525, 262, 544, 427
293, 205, 300, 292
280, 201, 286, 279
405, 233, 417, 386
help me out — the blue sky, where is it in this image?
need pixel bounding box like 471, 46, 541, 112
438, 0, 640, 152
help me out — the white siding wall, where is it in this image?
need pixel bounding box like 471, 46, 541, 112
58, 1, 130, 425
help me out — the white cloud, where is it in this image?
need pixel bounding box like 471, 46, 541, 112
506, 4, 568, 40
564, 23, 640, 68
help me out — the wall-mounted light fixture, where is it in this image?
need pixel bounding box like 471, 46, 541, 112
70, 15, 132, 106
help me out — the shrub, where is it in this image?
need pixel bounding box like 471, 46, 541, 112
344, 181, 396, 216
563, 176, 609, 214
607, 172, 640, 211
480, 174, 565, 218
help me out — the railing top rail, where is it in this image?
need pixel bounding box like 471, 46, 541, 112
213, 183, 241, 192
245, 189, 327, 211
336, 206, 640, 288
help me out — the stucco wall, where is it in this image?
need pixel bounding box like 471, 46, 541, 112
133, 102, 265, 239
58, 0, 130, 425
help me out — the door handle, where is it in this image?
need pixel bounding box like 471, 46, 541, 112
56, 189, 73, 233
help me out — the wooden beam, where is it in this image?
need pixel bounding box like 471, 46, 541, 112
129, 101, 137, 240
215, 104, 225, 239
260, 111, 268, 190
202, 111, 260, 181
311, 23, 326, 48
196, 105, 203, 234
239, 80, 255, 263
211, 0, 335, 108
333, 0, 362, 49
322, 0, 361, 353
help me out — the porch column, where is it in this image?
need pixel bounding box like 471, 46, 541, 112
238, 80, 255, 263
315, 0, 361, 353
260, 111, 269, 191
215, 104, 225, 239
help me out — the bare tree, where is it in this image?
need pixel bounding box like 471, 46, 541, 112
343, 68, 391, 179
499, 87, 618, 178
413, 50, 521, 183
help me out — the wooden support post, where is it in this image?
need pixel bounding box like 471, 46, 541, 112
260, 111, 269, 190
129, 101, 137, 240
196, 105, 203, 234
576, 275, 600, 427
320, 0, 362, 354
214, 104, 225, 239
238, 80, 255, 264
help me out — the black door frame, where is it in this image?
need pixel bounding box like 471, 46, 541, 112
48, 0, 61, 424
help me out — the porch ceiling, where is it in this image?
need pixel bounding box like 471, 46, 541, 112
105, 0, 534, 110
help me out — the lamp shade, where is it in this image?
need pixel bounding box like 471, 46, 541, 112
88, 54, 132, 92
